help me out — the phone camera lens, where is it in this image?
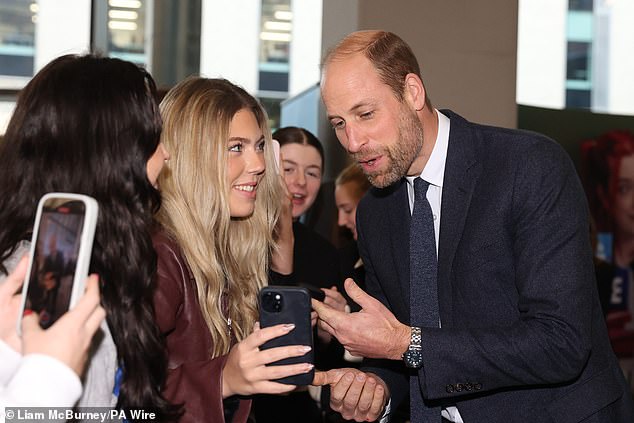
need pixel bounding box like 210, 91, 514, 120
263, 291, 284, 313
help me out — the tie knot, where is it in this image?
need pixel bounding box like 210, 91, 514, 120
414, 177, 430, 198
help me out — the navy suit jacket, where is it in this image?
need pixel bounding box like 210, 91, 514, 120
357, 111, 634, 422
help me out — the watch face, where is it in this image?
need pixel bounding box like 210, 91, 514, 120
404, 349, 423, 369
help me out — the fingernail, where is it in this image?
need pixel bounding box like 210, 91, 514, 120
356, 373, 366, 382
299, 346, 312, 353
23, 309, 33, 316
283, 323, 295, 330
344, 373, 354, 382
305, 364, 314, 371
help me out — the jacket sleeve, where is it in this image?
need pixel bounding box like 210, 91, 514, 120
356, 209, 410, 411
153, 238, 249, 423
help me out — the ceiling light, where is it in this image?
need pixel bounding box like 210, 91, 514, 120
260, 32, 291, 42
264, 21, 292, 31
274, 11, 292, 21
108, 20, 138, 30
108, 0, 142, 9
108, 10, 138, 20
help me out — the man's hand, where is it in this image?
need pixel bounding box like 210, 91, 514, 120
313, 368, 388, 422
312, 278, 410, 360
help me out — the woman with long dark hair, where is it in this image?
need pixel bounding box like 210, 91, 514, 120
0, 54, 178, 418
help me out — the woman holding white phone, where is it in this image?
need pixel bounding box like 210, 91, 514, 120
153, 77, 306, 423
0, 54, 179, 419
0, 257, 105, 408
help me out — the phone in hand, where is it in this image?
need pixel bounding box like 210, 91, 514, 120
18, 193, 98, 332
259, 286, 314, 385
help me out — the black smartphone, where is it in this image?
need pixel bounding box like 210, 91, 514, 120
18, 193, 98, 331
259, 286, 314, 385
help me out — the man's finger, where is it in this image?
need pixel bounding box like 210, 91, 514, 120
343, 278, 378, 310
312, 368, 345, 386
368, 382, 386, 419
312, 298, 345, 326
318, 319, 337, 338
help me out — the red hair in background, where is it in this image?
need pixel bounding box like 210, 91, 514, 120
581, 130, 634, 234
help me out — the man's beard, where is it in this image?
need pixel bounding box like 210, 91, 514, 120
353, 107, 424, 188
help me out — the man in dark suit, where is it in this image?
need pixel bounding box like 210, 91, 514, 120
311, 30, 634, 423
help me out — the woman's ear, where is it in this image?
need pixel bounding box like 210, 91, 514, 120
404, 73, 426, 111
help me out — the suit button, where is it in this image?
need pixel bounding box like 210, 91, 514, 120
465, 383, 473, 391
445, 384, 455, 393
456, 383, 464, 392
474, 383, 482, 390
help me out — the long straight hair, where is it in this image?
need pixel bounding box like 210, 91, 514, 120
157, 77, 284, 356
0, 54, 179, 419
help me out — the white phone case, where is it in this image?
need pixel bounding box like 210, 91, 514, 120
17, 193, 98, 334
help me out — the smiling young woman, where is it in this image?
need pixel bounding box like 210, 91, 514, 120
153, 77, 310, 423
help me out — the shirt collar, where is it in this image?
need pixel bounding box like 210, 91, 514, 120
406, 109, 450, 188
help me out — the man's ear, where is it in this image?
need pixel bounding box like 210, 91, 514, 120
404, 73, 426, 111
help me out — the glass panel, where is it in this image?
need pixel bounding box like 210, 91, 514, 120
566, 89, 591, 108
259, 0, 291, 93
0, 0, 36, 77
569, 0, 593, 12
107, 0, 148, 65
567, 41, 591, 81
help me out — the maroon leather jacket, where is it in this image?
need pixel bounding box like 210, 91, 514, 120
153, 230, 251, 423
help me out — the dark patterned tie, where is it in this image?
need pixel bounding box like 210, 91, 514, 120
409, 177, 440, 423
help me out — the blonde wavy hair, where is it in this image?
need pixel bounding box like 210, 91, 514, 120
157, 77, 285, 356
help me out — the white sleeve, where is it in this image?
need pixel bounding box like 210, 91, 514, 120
0, 341, 21, 385
0, 354, 82, 408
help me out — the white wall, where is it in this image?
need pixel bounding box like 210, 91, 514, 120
351, 0, 519, 128
200, 0, 261, 93
289, 0, 323, 96
607, 0, 634, 115
35, 0, 92, 71
516, 0, 567, 110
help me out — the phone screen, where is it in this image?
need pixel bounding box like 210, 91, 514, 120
25, 199, 87, 329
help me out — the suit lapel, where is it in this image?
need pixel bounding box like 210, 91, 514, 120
386, 179, 411, 322
437, 111, 482, 327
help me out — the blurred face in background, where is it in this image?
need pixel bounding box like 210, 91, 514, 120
614, 155, 634, 240
227, 109, 266, 218
281, 143, 323, 219
335, 181, 361, 240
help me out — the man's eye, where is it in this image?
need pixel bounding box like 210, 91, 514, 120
360, 111, 373, 119
331, 120, 345, 130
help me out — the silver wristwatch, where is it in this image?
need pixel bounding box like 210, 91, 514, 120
402, 326, 423, 369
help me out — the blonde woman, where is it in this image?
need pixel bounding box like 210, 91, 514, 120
152, 77, 309, 423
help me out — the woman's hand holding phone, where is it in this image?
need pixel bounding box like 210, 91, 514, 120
221, 322, 314, 398
21, 274, 106, 375
0, 256, 29, 352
